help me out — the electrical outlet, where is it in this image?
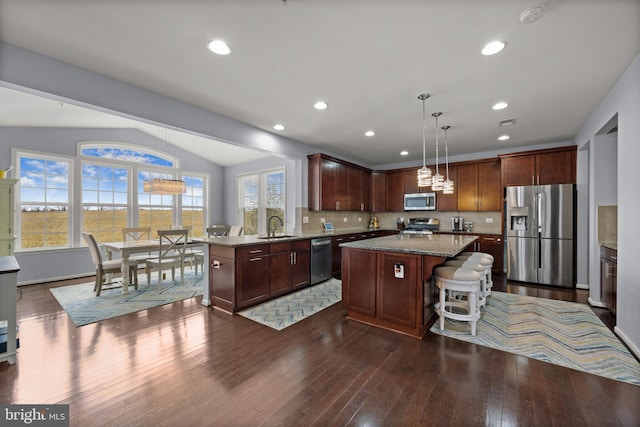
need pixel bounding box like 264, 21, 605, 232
358, 217, 362, 222
320, 218, 325, 224
303, 216, 309, 224
343, 217, 348, 222
486, 218, 494, 223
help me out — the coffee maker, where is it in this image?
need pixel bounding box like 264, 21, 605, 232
451, 216, 464, 232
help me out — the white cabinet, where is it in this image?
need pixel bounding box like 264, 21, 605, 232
0, 256, 20, 364
0, 179, 18, 256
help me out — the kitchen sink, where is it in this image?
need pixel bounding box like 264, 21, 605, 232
256, 235, 296, 240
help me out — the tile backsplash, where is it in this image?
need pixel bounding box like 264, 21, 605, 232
597, 205, 617, 245
299, 207, 502, 234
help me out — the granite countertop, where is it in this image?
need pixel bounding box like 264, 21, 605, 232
600, 241, 618, 251
193, 228, 398, 247
434, 230, 502, 237
339, 233, 478, 257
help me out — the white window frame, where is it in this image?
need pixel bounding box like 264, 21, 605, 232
237, 168, 286, 236
181, 172, 208, 238
14, 149, 74, 251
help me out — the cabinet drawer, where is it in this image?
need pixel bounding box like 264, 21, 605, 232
270, 241, 292, 254
236, 244, 270, 259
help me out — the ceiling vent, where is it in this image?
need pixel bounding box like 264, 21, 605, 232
520, 5, 546, 24
500, 118, 516, 127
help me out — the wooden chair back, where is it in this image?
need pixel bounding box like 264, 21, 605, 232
207, 225, 230, 237
82, 232, 103, 267
157, 229, 189, 262
229, 225, 243, 237
122, 227, 151, 242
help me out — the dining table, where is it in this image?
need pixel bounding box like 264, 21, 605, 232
101, 239, 202, 294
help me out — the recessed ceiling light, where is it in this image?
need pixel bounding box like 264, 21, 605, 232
273, 124, 285, 131
314, 101, 328, 110
498, 135, 510, 141
365, 130, 375, 137
492, 102, 508, 110
208, 40, 231, 55
482, 41, 505, 56
400, 150, 409, 156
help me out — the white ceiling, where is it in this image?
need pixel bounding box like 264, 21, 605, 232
1, 0, 639, 167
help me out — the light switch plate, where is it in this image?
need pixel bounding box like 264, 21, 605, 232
303, 216, 309, 223
486, 218, 494, 223
343, 217, 348, 222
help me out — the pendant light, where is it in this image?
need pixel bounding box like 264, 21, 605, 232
442, 125, 454, 194
431, 112, 444, 191
417, 93, 432, 187
143, 129, 186, 195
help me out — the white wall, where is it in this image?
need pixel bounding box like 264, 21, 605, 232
574, 52, 640, 356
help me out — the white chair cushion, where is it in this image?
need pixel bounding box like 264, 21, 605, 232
459, 251, 494, 262
434, 266, 482, 281
445, 259, 485, 272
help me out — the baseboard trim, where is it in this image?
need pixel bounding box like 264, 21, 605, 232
18, 272, 94, 287
614, 326, 640, 361
588, 297, 606, 308
576, 283, 588, 290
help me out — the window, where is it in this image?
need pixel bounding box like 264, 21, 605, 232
16, 152, 72, 250
138, 169, 176, 235
181, 175, 206, 238
238, 169, 285, 236
81, 163, 128, 243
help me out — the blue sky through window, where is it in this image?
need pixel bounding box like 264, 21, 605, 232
82, 147, 174, 167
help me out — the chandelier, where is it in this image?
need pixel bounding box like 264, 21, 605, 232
431, 112, 444, 191
417, 93, 432, 187
442, 125, 455, 194
143, 178, 186, 195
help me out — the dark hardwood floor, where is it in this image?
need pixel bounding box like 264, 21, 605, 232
1, 275, 638, 426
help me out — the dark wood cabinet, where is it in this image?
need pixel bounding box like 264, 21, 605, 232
308, 153, 371, 211
500, 146, 576, 187
600, 246, 617, 316
376, 252, 418, 327
477, 235, 503, 276
371, 171, 386, 212
210, 240, 310, 313
436, 165, 457, 211
455, 159, 501, 212
385, 170, 405, 212
348, 167, 371, 211
457, 162, 479, 211
332, 230, 397, 278
342, 249, 377, 317
478, 159, 502, 211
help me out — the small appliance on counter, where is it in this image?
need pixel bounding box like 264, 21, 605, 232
403, 217, 439, 235
451, 216, 464, 232
396, 217, 406, 230
464, 221, 473, 233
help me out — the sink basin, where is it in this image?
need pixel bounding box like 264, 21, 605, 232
256, 235, 296, 240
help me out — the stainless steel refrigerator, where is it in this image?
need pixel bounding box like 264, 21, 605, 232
506, 184, 576, 288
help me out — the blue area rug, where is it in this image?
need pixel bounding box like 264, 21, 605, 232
50, 269, 203, 327
430, 291, 640, 386
238, 279, 342, 330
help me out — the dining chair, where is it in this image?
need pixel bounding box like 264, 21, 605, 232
82, 232, 138, 296
206, 225, 230, 238
122, 226, 154, 268
170, 225, 203, 273
145, 229, 189, 287
229, 225, 243, 236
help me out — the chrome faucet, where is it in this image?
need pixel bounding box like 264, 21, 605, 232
268, 215, 284, 237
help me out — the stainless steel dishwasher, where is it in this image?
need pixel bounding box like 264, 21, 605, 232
310, 237, 332, 285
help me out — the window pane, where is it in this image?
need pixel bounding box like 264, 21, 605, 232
81, 162, 128, 242
18, 154, 72, 250
82, 146, 175, 167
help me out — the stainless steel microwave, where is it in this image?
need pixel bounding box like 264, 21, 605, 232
404, 192, 436, 211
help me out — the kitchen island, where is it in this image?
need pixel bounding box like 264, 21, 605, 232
340, 233, 477, 339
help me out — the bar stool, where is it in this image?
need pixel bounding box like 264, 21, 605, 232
456, 252, 493, 296
433, 266, 483, 336
444, 259, 488, 308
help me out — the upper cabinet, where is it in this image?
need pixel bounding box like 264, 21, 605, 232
371, 171, 386, 212
500, 146, 576, 187
454, 159, 501, 212
308, 153, 370, 212
384, 170, 405, 212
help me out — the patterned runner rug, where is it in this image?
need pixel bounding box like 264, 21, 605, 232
50, 270, 203, 327
238, 279, 342, 330
430, 291, 640, 386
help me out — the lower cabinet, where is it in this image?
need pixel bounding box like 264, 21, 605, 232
476, 235, 503, 276
342, 247, 444, 338
270, 240, 311, 297
332, 230, 397, 278
600, 246, 617, 316
209, 240, 311, 313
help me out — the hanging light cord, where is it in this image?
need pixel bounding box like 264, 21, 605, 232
443, 125, 450, 179
422, 98, 427, 168
432, 112, 442, 175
